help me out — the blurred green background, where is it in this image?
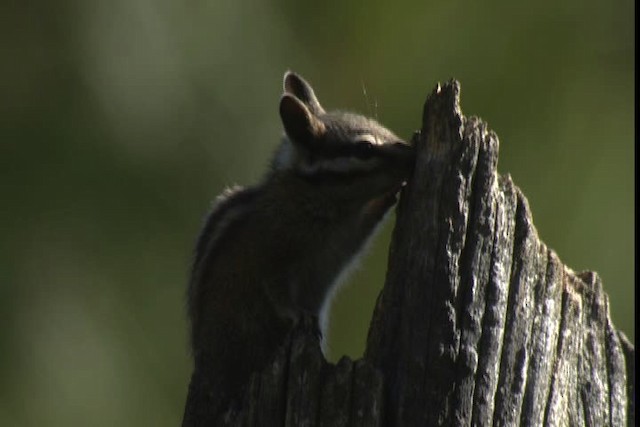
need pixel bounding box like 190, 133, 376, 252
1, 0, 633, 425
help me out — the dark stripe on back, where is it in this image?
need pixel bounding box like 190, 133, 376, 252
192, 186, 259, 269
188, 185, 259, 340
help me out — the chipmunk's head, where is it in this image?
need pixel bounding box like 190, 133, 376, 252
271, 71, 414, 203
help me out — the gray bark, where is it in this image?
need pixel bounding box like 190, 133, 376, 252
219, 81, 635, 426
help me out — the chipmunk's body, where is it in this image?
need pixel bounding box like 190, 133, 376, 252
182, 72, 414, 426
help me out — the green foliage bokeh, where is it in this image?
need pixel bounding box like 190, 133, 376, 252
1, 1, 633, 425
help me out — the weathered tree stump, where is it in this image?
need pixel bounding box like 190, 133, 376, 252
219, 81, 635, 426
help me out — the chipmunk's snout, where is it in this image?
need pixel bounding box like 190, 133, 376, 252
383, 141, 416, 169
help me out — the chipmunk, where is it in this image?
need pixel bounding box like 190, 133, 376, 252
182, 72, 414, 425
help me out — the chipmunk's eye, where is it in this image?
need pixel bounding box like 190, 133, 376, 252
353, 141, 376, 159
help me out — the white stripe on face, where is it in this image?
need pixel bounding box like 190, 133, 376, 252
354, 133, 380, 145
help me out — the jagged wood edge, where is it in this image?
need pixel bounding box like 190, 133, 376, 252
365, 80, 634, 427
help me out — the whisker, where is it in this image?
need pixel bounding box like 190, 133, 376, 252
361, 79, 371, 117
374, 97, 378, 120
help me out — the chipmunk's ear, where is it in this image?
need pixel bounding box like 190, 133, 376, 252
280, 94, 326, 145
283, 71, 325, 115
